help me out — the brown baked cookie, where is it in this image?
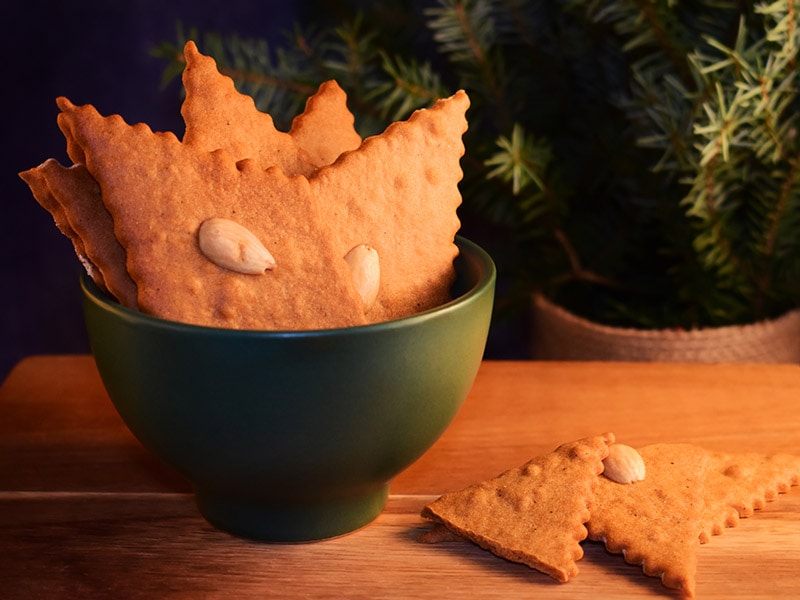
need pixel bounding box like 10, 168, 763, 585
184, 42, 360, 172
180, 40, 317, 176
182, 42, 468, 322
588, 443, 708, 599
55, 96, 366, 330
700, 450, 800, 542
20, 159, 137, 308
55, 109, 87, 166
19, 162, 103, 290
312, 90, 469, 322
417, 522, 464, 544
289, 80, 362, 167
421, 433, 615, 583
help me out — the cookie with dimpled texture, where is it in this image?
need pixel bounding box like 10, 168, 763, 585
421, 433, 615, 583
182, 41, 468, 321
55, 96, 367, 330
588, 443, 708, 599
700, 449, 800, 543
289, 80, 362, 167
182, 42, 361, 172
180, 41, 317, 176
312, 90, 469, 323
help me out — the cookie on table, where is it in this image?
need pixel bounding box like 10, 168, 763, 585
700, 449, 800, 542
588, 443, 709, 598
421, 432, 615, 583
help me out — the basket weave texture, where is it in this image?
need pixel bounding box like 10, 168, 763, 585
530, 294, 800, 363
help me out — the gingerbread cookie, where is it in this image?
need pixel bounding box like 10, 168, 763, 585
421, 433, 615, 582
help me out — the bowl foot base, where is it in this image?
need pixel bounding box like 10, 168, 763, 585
195, 484, 390, 542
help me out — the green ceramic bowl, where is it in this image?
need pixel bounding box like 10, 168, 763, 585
81, 236, 495, 542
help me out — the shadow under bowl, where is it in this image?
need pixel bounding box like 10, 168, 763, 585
81, 236, 495, 541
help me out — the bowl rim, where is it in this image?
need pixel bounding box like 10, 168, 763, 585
81, 235, 496, 339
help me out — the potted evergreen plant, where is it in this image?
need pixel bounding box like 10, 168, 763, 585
155, 0, 800, 361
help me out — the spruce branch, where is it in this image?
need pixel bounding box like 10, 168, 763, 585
425, 0, 513, 131
483, 124, 550, 194
548, 228, 623, 289
763, 153, 800, 260
368, 52, 448, 121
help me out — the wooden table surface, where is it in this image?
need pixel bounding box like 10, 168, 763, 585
2, 355, 799, 599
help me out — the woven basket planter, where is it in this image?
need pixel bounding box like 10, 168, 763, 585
530, 293, 800, 363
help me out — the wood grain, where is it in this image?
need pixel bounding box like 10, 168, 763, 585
1, 356, 799, 599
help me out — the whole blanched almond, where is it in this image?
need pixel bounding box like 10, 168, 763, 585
602, 443, 646, 484
198, 217, 276, 275
344, 244, 380, 310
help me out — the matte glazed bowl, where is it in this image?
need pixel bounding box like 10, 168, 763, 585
81, 236, 495, 542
